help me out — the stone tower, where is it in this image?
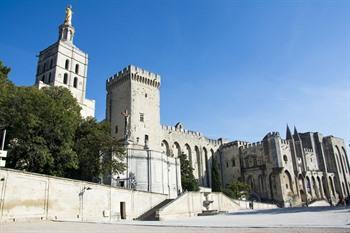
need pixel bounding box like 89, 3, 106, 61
106, 65, 161, 150
106, 65, 181, 198
35, 6, 95, 118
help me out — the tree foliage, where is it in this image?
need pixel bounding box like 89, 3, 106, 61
72, 118, 126, 182
179, 153, 199, 191
3, 86, 81, 176
0, 60, 126, 180
223, 181, 251, 199
211, 158, 222, 192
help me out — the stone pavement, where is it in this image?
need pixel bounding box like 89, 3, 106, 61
1, 206, 349, 233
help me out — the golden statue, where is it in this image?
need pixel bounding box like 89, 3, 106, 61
64, 5, 73, 24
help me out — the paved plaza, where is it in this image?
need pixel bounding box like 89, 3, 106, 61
1, 206, 349, 233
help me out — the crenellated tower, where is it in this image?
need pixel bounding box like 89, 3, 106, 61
106, 65, 161, 150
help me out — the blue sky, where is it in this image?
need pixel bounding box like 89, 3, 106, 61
0, 0, 349, 146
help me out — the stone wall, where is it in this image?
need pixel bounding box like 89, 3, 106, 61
157, 191, 278, 221
0, 168, 167, 223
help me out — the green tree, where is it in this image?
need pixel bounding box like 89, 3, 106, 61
211, 158, 222, 192
0, 60, 15, 125
3, 85, 81, 177
223, 181, 250, 199
72, 118, 126, 182
179, 153, 199, 191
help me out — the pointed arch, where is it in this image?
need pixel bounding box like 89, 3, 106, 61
161, 140, 170, 157
284, 170, 293, 193
184, 144, 192, 162
173, 142, 181, 158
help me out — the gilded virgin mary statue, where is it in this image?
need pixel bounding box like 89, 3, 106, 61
64, 5, 73, 24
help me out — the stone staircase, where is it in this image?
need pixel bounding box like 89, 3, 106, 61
135, 199, 174, 221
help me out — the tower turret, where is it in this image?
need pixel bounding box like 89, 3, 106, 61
58, 5, 75, 43
293, 126, 301, 141
286, 124, 292, 140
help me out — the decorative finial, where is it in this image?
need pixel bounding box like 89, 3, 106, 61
64, 5, 73, 25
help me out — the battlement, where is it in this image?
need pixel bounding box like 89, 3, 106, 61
106, 65, 161, 89
221, 140, 249, 150
281, 139, 290, 145
243, 141, 264, 149
303, 148, 314, 153
161, 125, 221, 145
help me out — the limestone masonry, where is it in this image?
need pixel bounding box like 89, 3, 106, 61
35, 5, 95, 118
36, 7, 350, 207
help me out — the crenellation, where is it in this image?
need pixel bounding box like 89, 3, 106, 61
107, 65, 161, 89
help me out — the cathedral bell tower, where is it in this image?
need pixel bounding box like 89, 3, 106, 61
35, 6, 95, 118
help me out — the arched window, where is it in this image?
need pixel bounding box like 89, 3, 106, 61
41, 75, 45, 82
75, 64, 79, 74
50, 59, 53, 68
65, 59, 69, 69
73, 77, 78, 88
43, 63, 47, 72
63, 73, 68, 84
48, 72, 51, 83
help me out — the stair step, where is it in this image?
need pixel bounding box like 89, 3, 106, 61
136, 199, 174, 221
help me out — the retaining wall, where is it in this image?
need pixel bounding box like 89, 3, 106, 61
0, 168, 167, 223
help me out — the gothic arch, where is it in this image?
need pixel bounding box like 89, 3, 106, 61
336, 145, 349, 196
341, 147, 349, 174
173, 142, 181, 158
312, 176, 319, 199
298, 174, 306, 202
258, 174, 265, 195
306, 176, 312, 197
203, 147, 209, 187
161, 140, 170, 157
284, 170, 294, 194
329, 176, 335, 196
247, 175, 255, 191
317, 176, 323, 198
269, 172, 276, 200
194, 146, 201, 179
184, 144, 192, 162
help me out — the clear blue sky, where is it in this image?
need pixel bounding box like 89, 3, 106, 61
0, 0, 349, 146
